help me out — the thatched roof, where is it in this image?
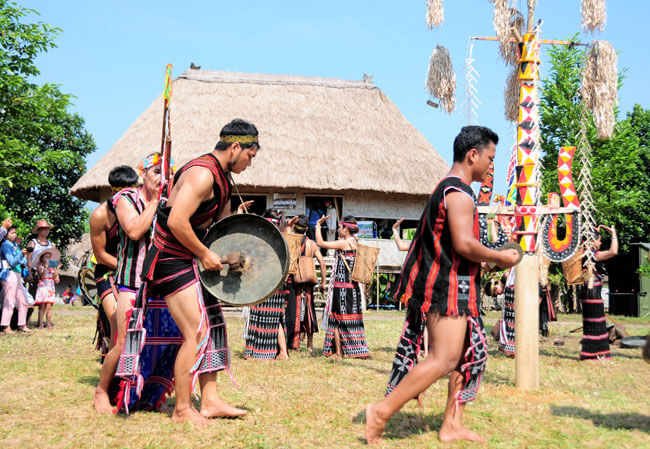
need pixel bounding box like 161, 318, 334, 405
71, 70, 449, 202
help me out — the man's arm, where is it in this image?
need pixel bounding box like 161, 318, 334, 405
167, 167, 223, 271
89, 205, 118, 270
115, 195, 159, 241
446, 191, 518, 267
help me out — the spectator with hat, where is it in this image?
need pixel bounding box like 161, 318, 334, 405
26, 219, 56, 297
34, 248, 60, 329
1, 226, 31, 334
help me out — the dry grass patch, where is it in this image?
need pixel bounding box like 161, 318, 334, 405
0, 306, 648, 448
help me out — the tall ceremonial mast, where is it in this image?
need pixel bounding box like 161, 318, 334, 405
424, 0, 615, 389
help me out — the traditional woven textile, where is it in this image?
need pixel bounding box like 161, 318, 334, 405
244, 281, 290, 359
322, 250, 370, 358
191, 285, 233, 390
286, 280, 318, 350
114, 297, 182, 412
386, 308, 425, 396
578, 256, 610, 360
385, 309, 487, 407
498, 286, 516, 356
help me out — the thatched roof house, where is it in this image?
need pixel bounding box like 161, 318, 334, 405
72, 70, 448, 223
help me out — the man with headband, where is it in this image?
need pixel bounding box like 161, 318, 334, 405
89, 166, 138, 372
93, 155, 161, 413
142, 118, 258, 424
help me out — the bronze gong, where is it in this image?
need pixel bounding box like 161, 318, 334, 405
199, 213, 289, 306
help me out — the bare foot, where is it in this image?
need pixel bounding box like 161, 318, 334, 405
276, 351, 289, 360
172, 407, 210, 425
1, 328, 14, 335
439, 423, 485, 442
365, 403, 386, 445
200, 398, 247, 419
93, 389, 114, 413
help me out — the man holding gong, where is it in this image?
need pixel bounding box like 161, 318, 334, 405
143, 118, 258, 425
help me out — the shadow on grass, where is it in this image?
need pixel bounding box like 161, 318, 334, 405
352, 407, 444, 443
79, 375, 99, 386
551, 405, 650, 433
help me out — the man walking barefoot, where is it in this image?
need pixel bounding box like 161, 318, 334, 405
365, 126, 519, 444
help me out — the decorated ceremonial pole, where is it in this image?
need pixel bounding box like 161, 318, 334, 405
513, 22, 541, 390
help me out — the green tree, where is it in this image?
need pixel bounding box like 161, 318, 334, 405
539, 38, 650, 251
0, 0, 96, 253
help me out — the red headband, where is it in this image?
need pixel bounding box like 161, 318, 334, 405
340, 221, 357, 228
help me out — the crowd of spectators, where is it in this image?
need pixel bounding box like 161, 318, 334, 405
0, 217, 76, 335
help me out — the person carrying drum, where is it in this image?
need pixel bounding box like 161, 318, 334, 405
93, 154, 161, 413
141, 119, 257, 425
365, 126, 520, 444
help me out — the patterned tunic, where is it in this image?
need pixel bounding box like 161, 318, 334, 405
394, 177, 481, 316
112, 187, 150, 289
322, 248, 370, 358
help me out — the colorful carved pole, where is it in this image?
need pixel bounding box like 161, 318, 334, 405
541, 147, 582, 263
514, 31, 541, 390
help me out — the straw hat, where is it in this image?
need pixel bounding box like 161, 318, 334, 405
32, 219, 54, 234
36, 247, 61, 265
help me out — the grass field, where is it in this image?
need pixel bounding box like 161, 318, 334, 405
0, 306, 648, 449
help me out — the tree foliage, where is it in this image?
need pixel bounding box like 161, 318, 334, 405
539, 38, 650, 251
0, 0, 96, 253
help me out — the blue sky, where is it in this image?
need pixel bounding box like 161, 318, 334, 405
24, 0, 649, 196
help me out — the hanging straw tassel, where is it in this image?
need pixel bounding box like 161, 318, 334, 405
581, 0, 607, 34
426, 45, 456, 114
581, 40, 617, 138
499, 9, 524, 66
504, 67, 520, 123
492, 0, 509, 45
426, 0, 444, 29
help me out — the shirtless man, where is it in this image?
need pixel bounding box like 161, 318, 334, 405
365, 126, 519, 444
143, 118, 257, 424
89, 166, 138, 355
93, 155, 160, 413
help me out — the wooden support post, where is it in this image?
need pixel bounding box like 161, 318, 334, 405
514, 253, 539, 389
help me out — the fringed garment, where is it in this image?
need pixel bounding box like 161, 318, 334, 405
322, 249, 370, 358
498, 286, 516, 356
244, 280, 291, 359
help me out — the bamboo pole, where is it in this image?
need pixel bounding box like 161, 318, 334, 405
514, 254, 539, 389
